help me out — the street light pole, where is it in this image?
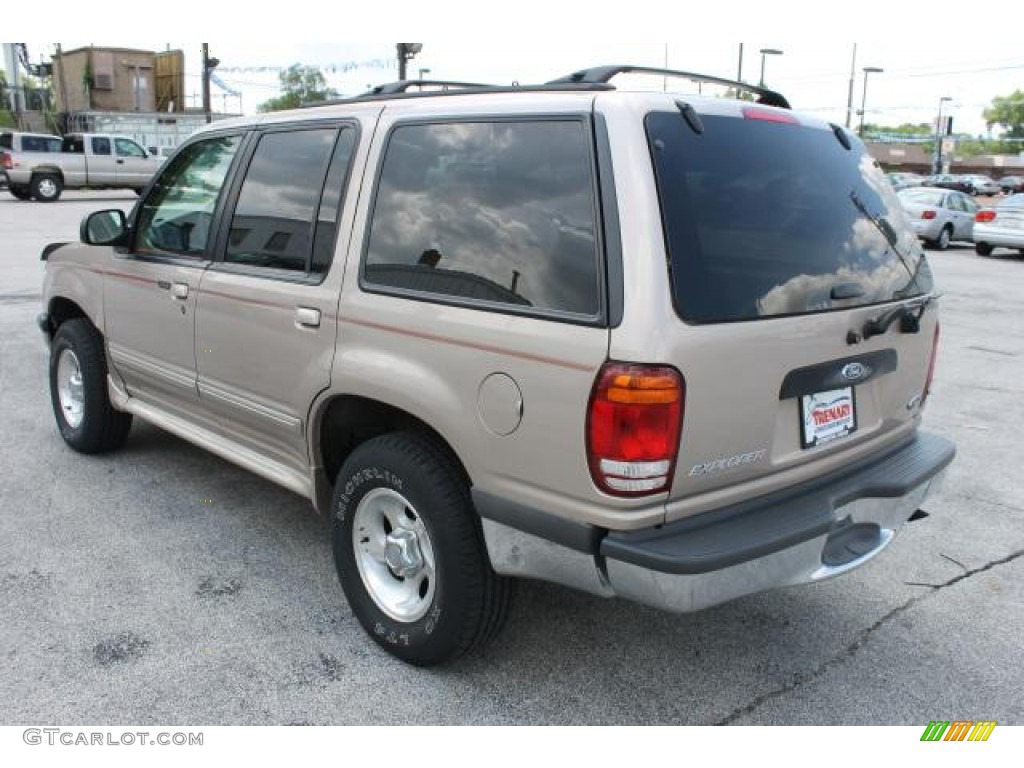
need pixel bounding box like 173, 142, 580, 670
858, 66, 884, 137
933, 96, 953, 174
759, 48, 783, 87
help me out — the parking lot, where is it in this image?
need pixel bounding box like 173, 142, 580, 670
1, 191, 1022, 725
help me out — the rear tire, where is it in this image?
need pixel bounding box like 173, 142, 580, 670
975, 243, 993, 257
49, 319, 132, 453
934, 225, 952, 251
331, 431, 512, 666
31, 173, 63, 202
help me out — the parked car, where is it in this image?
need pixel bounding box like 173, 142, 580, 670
0, 131, 64, 199
886, 171, 925, 191
898, 187, 979, 249
961, 174, 1001, 196
38, 66, 954, 666
997, 176, 1024, 194
925, 174, 974, 194
3, 132, 162, 201
974, 193, 1024, 256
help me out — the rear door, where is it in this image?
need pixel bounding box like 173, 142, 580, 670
194, 122, 359, 474
86, 136, 118, 185
638, 107, 938, 521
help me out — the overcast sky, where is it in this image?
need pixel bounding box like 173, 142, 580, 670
10, 40, 1023, 138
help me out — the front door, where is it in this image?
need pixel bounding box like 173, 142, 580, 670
195, 124, 358, 473
104, 133, 243, 426
114, 137, 157, 187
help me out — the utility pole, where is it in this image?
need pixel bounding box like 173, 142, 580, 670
737, 43, 744, 82
844, 44, 857, 129
201, 44, 219, 123
396, 44, 422, 80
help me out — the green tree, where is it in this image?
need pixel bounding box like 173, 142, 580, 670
983, 90, 1024, 140
258, 64, 338, 112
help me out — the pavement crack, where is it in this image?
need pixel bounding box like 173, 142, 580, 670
939, 552, 968, 572
715, 549, 1024, 725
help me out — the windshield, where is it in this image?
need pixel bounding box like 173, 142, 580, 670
646, 111, 933, 324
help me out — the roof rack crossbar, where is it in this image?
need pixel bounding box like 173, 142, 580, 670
547, 65, 791, 109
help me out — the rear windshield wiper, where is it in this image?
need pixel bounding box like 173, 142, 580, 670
848, 190, 936, 340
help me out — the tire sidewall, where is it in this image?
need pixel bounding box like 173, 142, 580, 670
32, 174, 61, 202
331, 445, 470, 664
49, 323, 103, 450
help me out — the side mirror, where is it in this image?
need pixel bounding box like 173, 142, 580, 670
81, 209, 128, 246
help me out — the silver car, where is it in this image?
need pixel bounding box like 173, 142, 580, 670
974, 194, 1024, 256
898, 187, 978, 249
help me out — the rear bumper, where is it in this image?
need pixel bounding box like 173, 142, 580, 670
973, 225, 1024, 249
477, 432, 955, 613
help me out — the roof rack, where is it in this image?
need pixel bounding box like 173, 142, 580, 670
361, 79, 494, 96
547, 65, 791, 109
301, 81, 614, 108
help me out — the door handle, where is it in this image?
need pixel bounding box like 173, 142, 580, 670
295, 307, 321, 328
116, 159, 125, 164
171, 282, 189, 299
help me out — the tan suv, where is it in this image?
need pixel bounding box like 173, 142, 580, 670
39, 66, 955, 666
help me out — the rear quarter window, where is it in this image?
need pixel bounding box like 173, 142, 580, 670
363, 119, 602, 319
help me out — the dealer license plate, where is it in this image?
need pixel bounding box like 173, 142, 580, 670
800, 387, 857, 449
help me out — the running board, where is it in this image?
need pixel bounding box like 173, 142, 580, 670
107, 375, 313, 501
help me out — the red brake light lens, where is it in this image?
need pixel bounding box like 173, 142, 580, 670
921, 210, 937, 220
741, 106, 799, 125
975, 210, 996, 223
0, 152, 11, 170
586, 363, 684, 496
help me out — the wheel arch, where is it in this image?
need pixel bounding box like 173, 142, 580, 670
310, 393, 472, 516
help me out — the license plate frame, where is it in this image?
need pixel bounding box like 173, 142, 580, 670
800, 387, 857, 449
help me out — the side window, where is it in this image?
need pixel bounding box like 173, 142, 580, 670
91, 137, 112, 156
949, 195, 966, 213
135, 134, 241, 258
364, 120, 600, 317
115, 138, 147, 158
44, 137, 62, 152
224, 126, 354, 274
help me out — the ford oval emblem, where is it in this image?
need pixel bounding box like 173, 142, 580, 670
841, 362, 869, 382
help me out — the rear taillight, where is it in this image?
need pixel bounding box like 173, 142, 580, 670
586, 363, 684, 496
921, 210, 937, 220
922, 323, 940, 406
976, 210, 996, 222
0, 152, 11, 170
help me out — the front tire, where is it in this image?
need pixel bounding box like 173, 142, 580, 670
49, 319, 132, 453
331, 432, 512, 666
31, 173, 63, 202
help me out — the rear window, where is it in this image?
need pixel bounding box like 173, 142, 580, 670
646, 112, 933, 324
21, 135, 62, 152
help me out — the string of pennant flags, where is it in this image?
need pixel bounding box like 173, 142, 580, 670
215, 58, 396, 74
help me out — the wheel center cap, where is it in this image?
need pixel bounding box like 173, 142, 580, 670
384, 529, 423, 578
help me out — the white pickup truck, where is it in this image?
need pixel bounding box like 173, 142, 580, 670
1, 131, 163, 202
